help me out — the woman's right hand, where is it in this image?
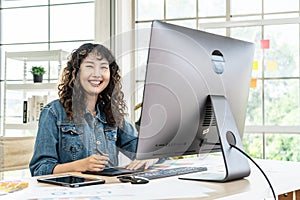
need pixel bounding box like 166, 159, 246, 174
79, 154, 109, 172
53, 154, 109, 174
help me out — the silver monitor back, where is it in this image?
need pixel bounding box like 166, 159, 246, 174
136, 20, 255, 165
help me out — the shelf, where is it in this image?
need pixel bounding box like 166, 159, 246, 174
3, 49, 68, 135
6, 83, 58, 90
5, 50, 69, 61
5, 123, 37, 130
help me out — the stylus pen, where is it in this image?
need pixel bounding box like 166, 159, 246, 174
96, 147, 114, 167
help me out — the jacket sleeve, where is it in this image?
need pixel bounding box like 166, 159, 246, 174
29, 105, 59, 176
116, 119, 138, 160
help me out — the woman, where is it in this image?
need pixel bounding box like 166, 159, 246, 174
29, 43, 157, 176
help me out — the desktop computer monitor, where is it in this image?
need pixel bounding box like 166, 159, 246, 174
136, 20, 255, 182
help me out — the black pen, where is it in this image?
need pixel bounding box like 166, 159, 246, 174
96, 147, 114, 166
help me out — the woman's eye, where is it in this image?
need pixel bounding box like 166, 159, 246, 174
101, 65, 109, 70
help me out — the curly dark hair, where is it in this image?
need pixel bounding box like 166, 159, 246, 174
58, 43, 127, 127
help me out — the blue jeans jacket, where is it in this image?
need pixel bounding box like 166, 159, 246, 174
29, 99, 138, 176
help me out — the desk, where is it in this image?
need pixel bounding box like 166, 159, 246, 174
4, 155, 300, 200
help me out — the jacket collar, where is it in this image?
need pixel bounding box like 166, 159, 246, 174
95, 105, 107, 123
84, 105, 107, 124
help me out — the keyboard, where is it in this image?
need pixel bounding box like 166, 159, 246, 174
130, 166, 207, 180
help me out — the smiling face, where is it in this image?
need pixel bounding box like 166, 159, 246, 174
79, 52, 110, 99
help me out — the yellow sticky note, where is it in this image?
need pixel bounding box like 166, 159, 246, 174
250, 78, 257, 88
252, 61, 258, 70
266, 61, 278, 71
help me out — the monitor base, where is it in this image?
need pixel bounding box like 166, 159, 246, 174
187, 95, 251, 182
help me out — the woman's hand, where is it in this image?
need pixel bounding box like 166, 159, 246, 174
125, 158, 159, 170
80, 154, 109, 172
53, 154, 109, 174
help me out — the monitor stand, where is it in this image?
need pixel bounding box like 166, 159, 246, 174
180, 95, 251, 182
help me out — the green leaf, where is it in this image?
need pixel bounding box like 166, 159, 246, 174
30, 66, 46, 75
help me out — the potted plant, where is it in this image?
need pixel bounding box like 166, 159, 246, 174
30, 66, 46, 83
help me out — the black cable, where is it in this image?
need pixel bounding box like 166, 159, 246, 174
230, 144, 276, 200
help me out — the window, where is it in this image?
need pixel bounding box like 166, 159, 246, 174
0, 0, 96, 179
135, 0, 300, 161
0, 0, 95, 137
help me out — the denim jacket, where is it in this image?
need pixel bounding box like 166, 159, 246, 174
29, 99, 138, 176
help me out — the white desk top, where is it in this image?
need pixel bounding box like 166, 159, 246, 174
3, 155, 300, 200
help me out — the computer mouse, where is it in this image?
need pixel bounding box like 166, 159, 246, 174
117, 175, 133, 183
131, 176, 149, 184
117, 175, 149, 184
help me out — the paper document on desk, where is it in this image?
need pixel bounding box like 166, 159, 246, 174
0, 180, 29, 195
130, 177, 214, 199
24, 184, 136, 199
21, 179, 214, 199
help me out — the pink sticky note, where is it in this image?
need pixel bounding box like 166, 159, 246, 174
261, 39, 270, 49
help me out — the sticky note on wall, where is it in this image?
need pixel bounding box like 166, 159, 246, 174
250, 78, 257, 88
252, 61, 258, 70
261, 39, 270, 49
266, 61, 278, 71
